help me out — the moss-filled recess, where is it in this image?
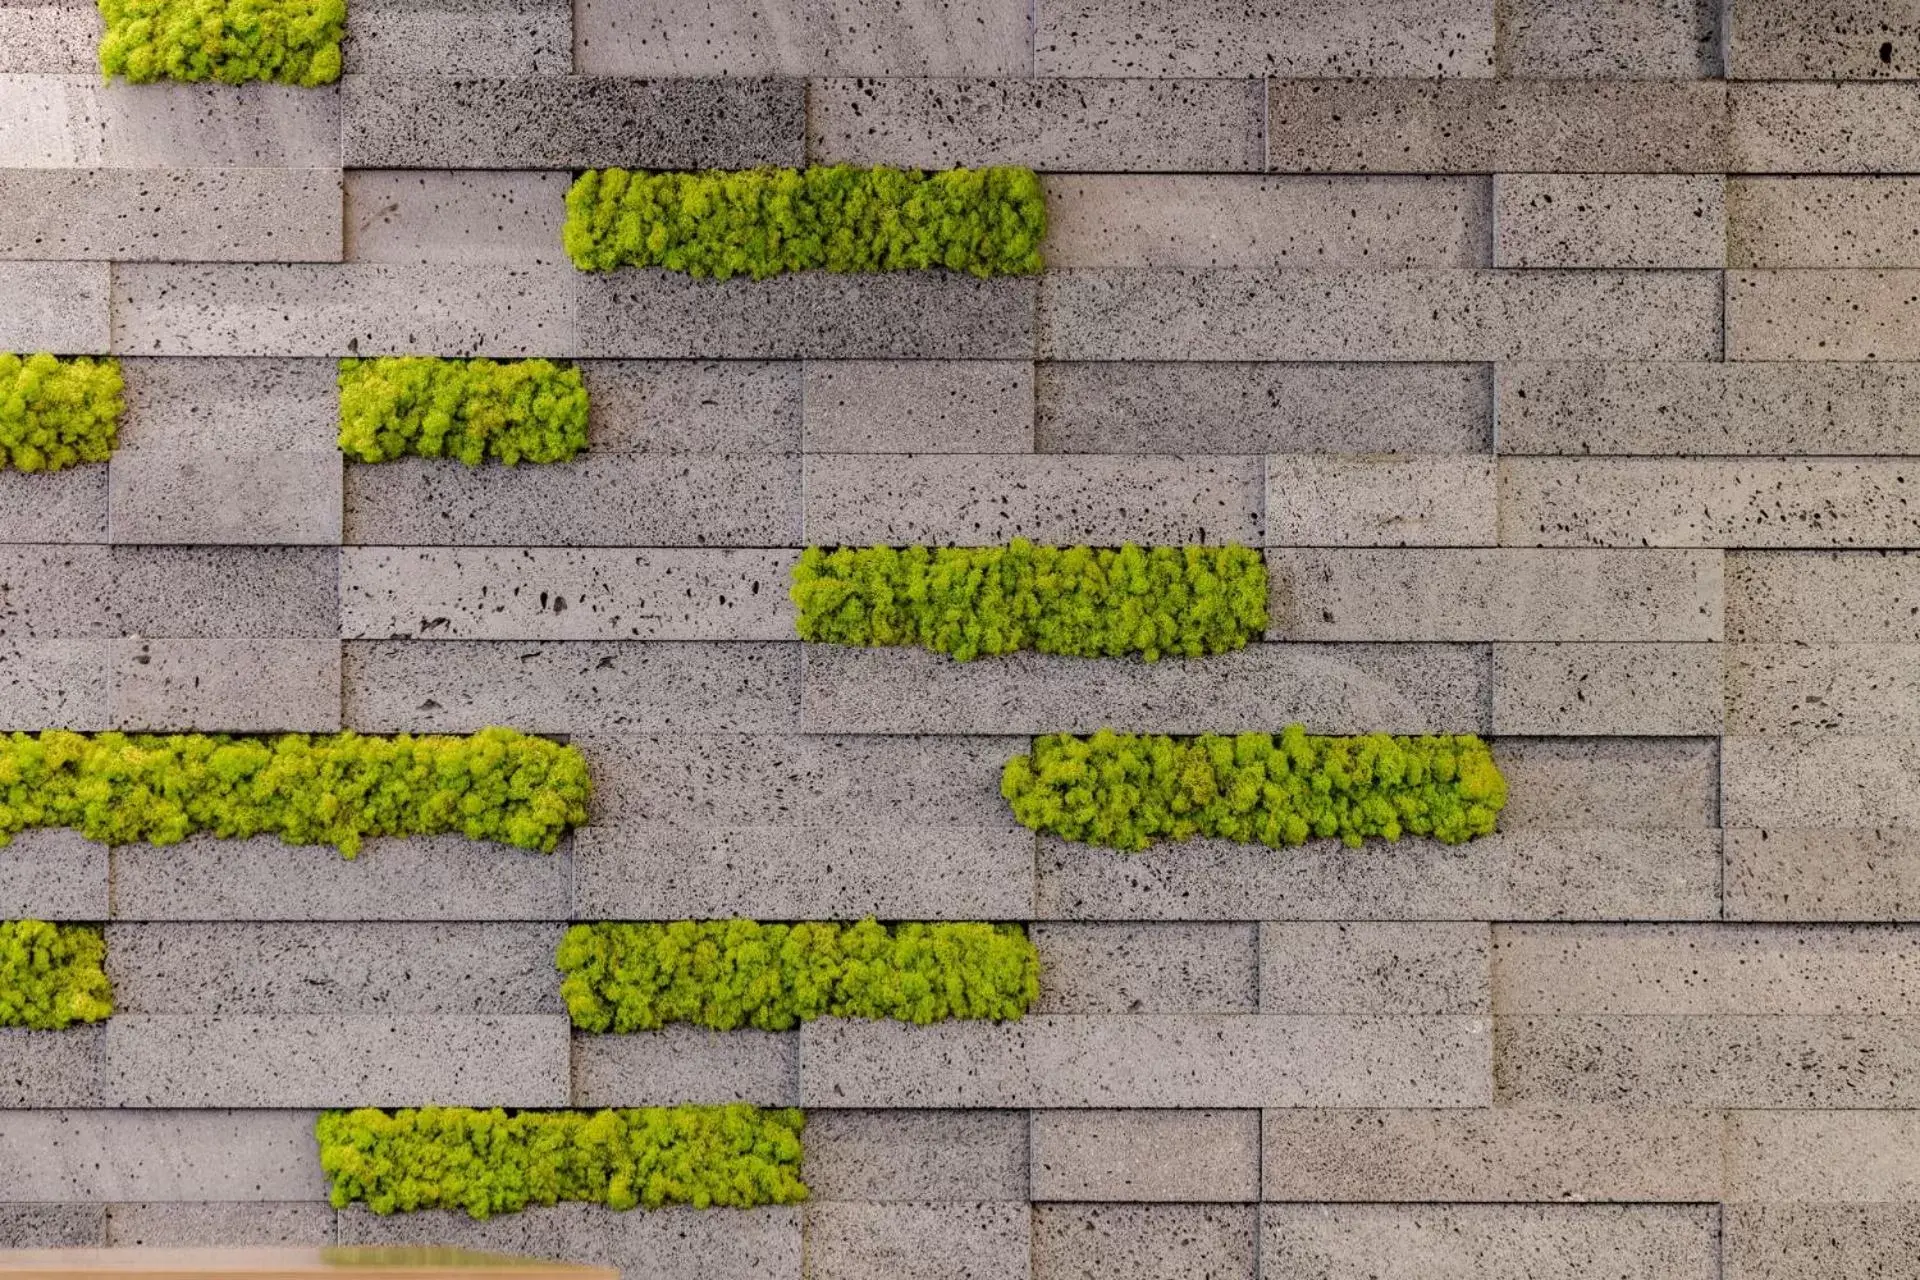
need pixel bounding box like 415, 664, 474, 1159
1004, 727, 1508, 852
557, 919, 1039, 1033
0, 354, 123, 473
97, 0, 345, 85
337, 357, 590, 466
792, 542, 1269, 662
316, 1105, 807, 1218
563, 165, 1047, 279
0, 728, 590, 858
0, 920, 112, 1031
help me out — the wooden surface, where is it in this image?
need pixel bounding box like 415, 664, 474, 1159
0, 1247, 617, 1279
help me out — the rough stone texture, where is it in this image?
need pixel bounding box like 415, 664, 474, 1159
0, 468, 107, 544
1492, 642, 1724, 736
1265, 454, 1495, 547
0, 640, 110, 731
0, 76, 341, 167
0, 169, 342, 262
1724, 1205, 1920, 1280
0, 1205, 104, 1247
571, 1028, 797, 1106
1031, 923, 1258, 1015
1727, 643, 1920, 734
107, 637, 342, 732
585, 360, 800, 453
0, 261, 109, 351
109, 547, 339, 639
108, 450, 342, 546
1730, 178, 1920, 268
1721, 734, 1920, 827
1729, 269, 1920, 360
105, 1202, 337, 1247
1731, 83, 1920, 173
1029, 1111, 1260, 1202
346, 0, 573, 74
802, 360, 1033, 453
1727, 551, 1920, 641
1725, 827, 1920, 922
1494, 175, 1725, 268
0, 546, 116, 638
0, 1028, 102, 1107
1496, 0, 1720, 77
344, 169, 567, 265
1727, 0, 1920, 78
1727, 1109, 1920, 1202
0, 1111, 326, 1201
805, 1203, 1030, 1280
803, 1110, 1029, 1202
0, 0, 97, 73
0, 830, 108, 921
1261, 923, 1491, 1015
1031, 1204, 1257, 1280
115, 358, 338, 452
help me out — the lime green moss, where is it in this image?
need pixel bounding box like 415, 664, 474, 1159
792, 542, 1268, 662
316, 1105, 808, 1218
564, 165, 1047, 278
0, 921, 111, 1030
0, 354, 122, 473
337, 358, 590, 466
0, 728, 590, 858
558, 919, 1039, 1033
1004, 727, 1508, 852
97, 0, 345, 85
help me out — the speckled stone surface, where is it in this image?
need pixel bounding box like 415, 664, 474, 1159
803, 360, 1033, 453
1497, 0, 1719, 77
0, 1205, 102, 1247
0, 169, 342, 262
0, 1110, 326, 1201
1728, 0, 1920, 78
0, 0, 98, 73
0, 77, 340, 167
107, 636, 342, 732
106, 1202, 337, 1247
1727, 1109, 1920, 1201
1727, 643, 1920, 734
1494, 174, 1724, 268
0, 1028, 102, 1107
1730, 82, 1920, 172
344, 169, 567, 264
0, 546, 115, 638
1266, 454, 1495, 547
0, 261, 108, 351
1731, 178, 1920, 267
1260, 923, 1490, 1014
585, 360, 800, 453
1722, 734, 1920, 826
1494, 736, 1719, 831
1724, 1205, 1920, 1280
0, 640, 110, 730
346, 0, 572, 74
1729, 269, 1920, 359
1728, 550, 1920, 640
1029, 1111, 1259, 1201
1031, 1203, 1257, 1280
1032, 923, 1258, 1015
571, 1027, 798, 1106
0, 830, 106, 920
108, 449, 342, 545
803, 1203, 1030, 1280
1493, 641, 1724, 736
0, 468, 107, 544
109, 547, 339, 639
116, 358, 338, 451
1725, 827, 1920, 921
803, 1111, 1030, 1201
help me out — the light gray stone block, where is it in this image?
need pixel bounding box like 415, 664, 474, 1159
1262, 1107, 1724, 1202
0, 169, 340, 262
805, 1202, 1030, 1280
0, 1205, 104, 1247
1029, 1111, 1259, 1202
112, 263, 574, 357
1037, 269, 1722, 362
0, 640, 110, 730
106, 1202, 337, 1247
1726, 827, 1920, 922
1732, 83, 1920, 173
1727, 0, 1920, 78
1036, 362, 1490, 455
341, 547, 793, 641
1266, 454, 1494, 547
1494, 174, 1724, 269
106, 922, 562, 1015
1495, 736, 1719, 831
346, 0, 571, 73
1035, 829, 1721, 922
1032, 1204, 1255, 1280
1496, 0, 1719, 77
0, 1028, 101, 1106
1724, 1205, 1920, 1280
1731, 178, 1920, 268
108, 450, 342, 546
1729, 551, 1920, 642
110, 547, 339, 640
798, 643, 1489, 736
0, 262, 108, 352
343, 74, 803, 168
342, 640, 799, 733
1492, 642, 1724, 736
571, 1028, 797, 1106
576, 272, 1035, 360
0, 546, 115, 637
1727, 1110, 1920, 1203
804, 454, 1262, 546
810, 77, 1263, 172
0, 830, 108, 920
1267, 549, 1723, 641
585, 360, 800, 454
0, 1111, 325, 1201
1262, 1205, 1717, 1280
111, 834, 572, 922
1031, 923, 1258, 1015
1261, 923, 1490, 1015
1729, 269, 1920, 360
1267, 80, 1727, 173
0, 76, 341, 167
0, 467, 107, 543
344, 170, 566, 264
1040, 175, 1489, 270
102, 1015, 569, 1107
575, 0, 1029, 74
802, 1110, 1029, 1202
343, 456, 798, 547
1496, 361, 1920, 455
116, 358, 337, 452
1728, 643, 1920, 734
107, 638, 341, 732
0, 0, 97, 73
1722, 734, 1920, 827
802, 361, 1033, 454
799, 1015, 1492, 1108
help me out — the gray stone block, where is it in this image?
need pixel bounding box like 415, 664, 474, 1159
0, 170, 341, 262
1266, 549, 1723, 641
1725, 827, 1920, 922
798, 643, 1490, 736
1496, 361, 1920, 455
576, 0, 1029, 74
1029, 1111, 1259, 1202
1036, 362, 1490, 456
117, 358, 338, 452
571, 1028, 797, 1106
0, 468, 107, 543
342, 641, 799, 733
110, 547, 339, 640
1262, 1205, 1717, 1280
1032, 1204, 1255, 1280
1724, 1205, 1920, 1280
1492, 642, 1725, 736
1266, 454, 1495, 547
585, 360, 801, 454
803, 360, 1033, 454
346, 0, 571, 74
108, 638, 342, 732
0, 546, 115, 638
804, 454, 1262, 546
799, 1015, 1492, 1108
1728, 551, 1920, 641
106, 1202, 337, 1247
1267, 80, 1727, 173
802, 1110, 1029, 1202
1495, 736, 1719, 832
0, 76, 340, 167
102, 1015, 569, 1107
1031, 923, 1258, 1015
1732, 83, 1920, 173
1722, 734, 1920, 827
1728, 1109, 1920, 1203
1037, 269, 1722, 362
0, 830, 108, 920
1261, 923, 1490, 1015
1035, 828, 1721, 922
577, 272, 1035, 360
341, 547, 793, 641
341, 75, 804, 168
110, 834, 572, 922
809, 77, 1263, 171
804, 1202, 1030, 1280
1731, 178, 1920, 268
108, 450, 342, 546
1040, 175, 1489, 270
0, 0, 96, 73
111, 263, 575, 357
0, 262, 108, 352
0, 1124, 319, 1208
344, 170, 566, 264
1727, 0, 1920, 78
1261, 1107, 1724, 1202
1729, 269, 1920, 360
343, 456, 799, 547
1728, 643, 1920, 734
0, 1028, 102, 1106
106, 922, 563, 1015
1494, 174, 1724, 268
0, 1205, 104, 1247
0, 640, 110, 731
1496, 0, 1719, 77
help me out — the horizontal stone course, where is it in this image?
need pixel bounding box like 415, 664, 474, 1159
1726, 0, 1920, 78
1493, 174, 1725, 269
802, 1110, 1029, 1202
105, 1202, 336, 1248
1730, 83, 1920, 172
0, 1111, 326, 1201
1727, 1110, 1920, 1203
1497, 0, 1720, 77
1492, 642, 1724, 736
0, 0, 96, 74
1266, 454, 1494, 547
1032, 923, 1258, 1015
804, 1202, 1030, 1280
0, 1028, 102, 1107
1029, 1110, 1259, 1202
108, 450, 343, 546
0, 830, 108, 920
345, 0, 572, 74
1261, 922, 1490, 1014
802, 360, 1033, 454
1729, 270, 1920, 360
343, 169, 567, 265
1731, 178, 1920, 268
0, 76, 340, 168
0, 469, 106, 544
0, 262, 109, 352
1722, 734, 1920, 827
1724, 1205, 1920, 1280
1725, 827, 1920, 922
1033, 1203, 1257, 1280
0, 640, 110, 731
106, 637, 342, 732
571, 1028, 797, 1106
1728, 643, 1920, 734
0, 169, 341, 262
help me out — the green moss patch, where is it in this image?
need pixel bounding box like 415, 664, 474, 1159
0, 354, 122, 473
337, 357, 590, 466
0, 921, 111, 1030
97, 0, 345, 85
